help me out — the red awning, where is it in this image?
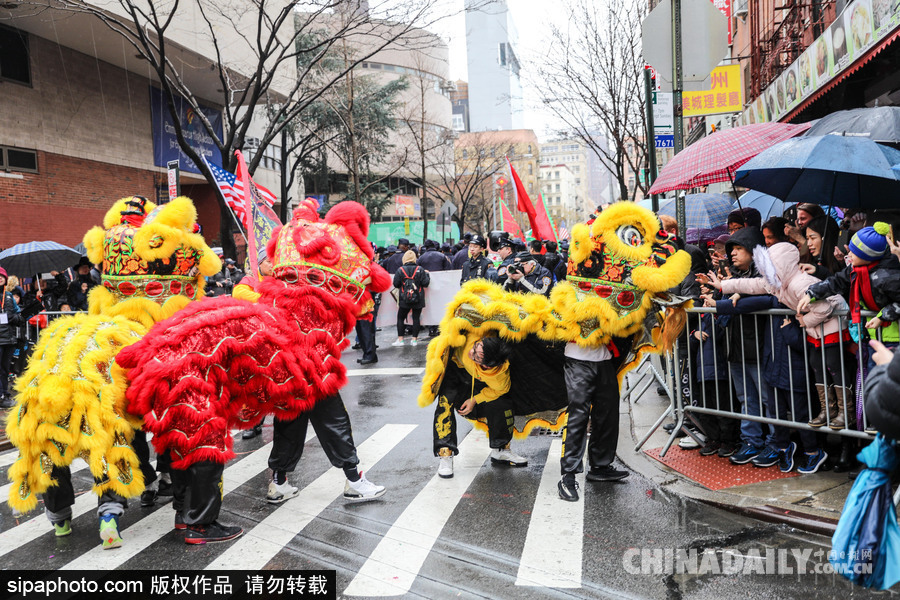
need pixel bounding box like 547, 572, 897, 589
782, 27, 900, 122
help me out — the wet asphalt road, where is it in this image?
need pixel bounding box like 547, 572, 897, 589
0, 330, 893, 599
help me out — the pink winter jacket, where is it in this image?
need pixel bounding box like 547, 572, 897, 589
719, 242, 845, 340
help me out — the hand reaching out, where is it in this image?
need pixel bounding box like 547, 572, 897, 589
457, 398, 476, 416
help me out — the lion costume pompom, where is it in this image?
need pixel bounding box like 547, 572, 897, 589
6, 197, 220, 512
117, 199, 391, 469
418, 202, 693, 437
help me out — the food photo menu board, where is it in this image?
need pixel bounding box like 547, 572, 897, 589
740, 0, 900, 124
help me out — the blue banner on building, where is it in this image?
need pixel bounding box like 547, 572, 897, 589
150, 86, 223, 175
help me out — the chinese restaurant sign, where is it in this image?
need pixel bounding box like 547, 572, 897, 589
741, 0, 899, 124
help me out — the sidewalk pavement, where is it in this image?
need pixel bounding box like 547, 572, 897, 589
618, 373, 855, 536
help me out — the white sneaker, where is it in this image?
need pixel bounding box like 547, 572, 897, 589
438, 455, 454, 478
410, 338, 419, 346
343, 473, 386, 502
391, 338, 405, 347
490, 447, 528, 466
678, 432, 706, 450
266, 480, 299, 504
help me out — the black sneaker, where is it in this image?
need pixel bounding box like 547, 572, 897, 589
140, 488, 157, 507
585, 465, 629, 482
174, 513, 186, 530
0, 394, 14, 409
717, 442, 739, 458
242, 424, 263, 440
158, 479, 173, 497
699, 441, 722, 456
184, 521, 243, 545
558, 474, 579, 501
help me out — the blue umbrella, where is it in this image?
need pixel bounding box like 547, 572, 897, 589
656, 193, 734, 230
831, 435, 900, 590
0, 241, 81, 278
735, 135, 900, 209
734, 190, 795, 222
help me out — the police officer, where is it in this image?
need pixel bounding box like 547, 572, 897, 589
460, 234, 494, 284
489, 231, 516, 286
504, 252, 553, 296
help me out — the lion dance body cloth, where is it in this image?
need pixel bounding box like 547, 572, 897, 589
117, 199, 391, 469
418, 202, 693, 435
6, 197, 221, 512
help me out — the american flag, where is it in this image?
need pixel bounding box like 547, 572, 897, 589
202, 155, 277, 229
557, 220, 570, 240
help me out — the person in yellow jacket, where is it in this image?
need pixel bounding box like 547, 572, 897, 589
433, 333, 526, 478
232, 247, 274, 303
233, 246, 273, 439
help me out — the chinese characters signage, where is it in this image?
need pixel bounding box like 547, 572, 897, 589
682, 65, 743, 117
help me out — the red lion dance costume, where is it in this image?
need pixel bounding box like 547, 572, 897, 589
117, 199, 391, 541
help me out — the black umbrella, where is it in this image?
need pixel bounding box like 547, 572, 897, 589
0, 241, 81, 277
805, 107, 900, 147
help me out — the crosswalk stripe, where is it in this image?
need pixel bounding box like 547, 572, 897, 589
0, 451, 19, 470
0, 489, 97, 558
58, 435, 304, 571
345, 368, 424, 377
342, 431, 492, 597
515, 439, 585, 588
0, 458, 89, 506
207, 423, 417, 571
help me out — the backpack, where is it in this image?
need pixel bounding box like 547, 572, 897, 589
400, 266, 422, 305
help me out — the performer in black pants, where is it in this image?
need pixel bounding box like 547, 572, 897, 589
264, 393, 386, 505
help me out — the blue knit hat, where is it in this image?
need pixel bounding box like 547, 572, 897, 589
848, 222, 891, 261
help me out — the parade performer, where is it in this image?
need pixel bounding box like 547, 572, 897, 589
5, 196, 220, 548
418, 202, 692, 491
117, 199, 391, 544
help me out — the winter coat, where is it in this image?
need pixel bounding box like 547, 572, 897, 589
0, 291, 22, 346
460, 255, 494, 285
715, 227, 767, 363
393, 263, 431, 309
543, 251, 562, 277
417, 249, 451, 272
694, 314, 728, 382
807, 253, 900, 342
383, 251, 407, 275
716, 294, 810, 390
863, 345, 900, 438
720, 242, 844, 341
451, 247, 470, 270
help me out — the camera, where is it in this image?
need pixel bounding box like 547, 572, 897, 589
507, 264, 522, 275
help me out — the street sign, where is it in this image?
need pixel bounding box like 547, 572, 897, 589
655, 135, 675, 148
653, 92, 674, 133
166, 160, 180, 203
641, 0, 729, 92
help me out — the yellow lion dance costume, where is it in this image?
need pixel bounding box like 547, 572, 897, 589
6, 196, 220, 512
418, 202, 692, 436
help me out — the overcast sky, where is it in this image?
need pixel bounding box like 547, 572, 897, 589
427, 0, 568, 140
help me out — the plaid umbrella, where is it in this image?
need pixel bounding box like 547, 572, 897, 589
0, 241, 81, 278
648, 122, 811, 195
657, 193, 734, 230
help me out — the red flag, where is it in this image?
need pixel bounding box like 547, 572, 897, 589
499, 198, 524, 240
506, 157, 552, 240
533, 194, 558, 244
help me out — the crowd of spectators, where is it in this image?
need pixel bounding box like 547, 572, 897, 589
660, 201, 900, 477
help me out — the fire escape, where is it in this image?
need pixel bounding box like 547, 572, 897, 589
749, 0, 834, 98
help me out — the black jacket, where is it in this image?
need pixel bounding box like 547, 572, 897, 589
383, 251, 407, 275
864, 346, 900, 438
0, 291, 22, 346
460, 255, 494, 285
543, 252, 562, 277
718, 227, 767, 364
393, 263, 431, 309
417, 249, 451, 272
807, 253, 900, 321
504, 265, 554, 296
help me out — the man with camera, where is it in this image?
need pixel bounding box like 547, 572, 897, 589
504, 252, 553, 297
489, 231, 516, 286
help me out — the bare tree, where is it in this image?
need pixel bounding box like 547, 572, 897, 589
16, 0, 469, 254
428, 132, 516, 234
535, 0, 649, 202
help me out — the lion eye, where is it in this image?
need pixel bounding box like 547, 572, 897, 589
617, 225, 644, 247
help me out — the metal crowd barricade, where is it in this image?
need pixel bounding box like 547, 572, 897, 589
635, 306, 882, 459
